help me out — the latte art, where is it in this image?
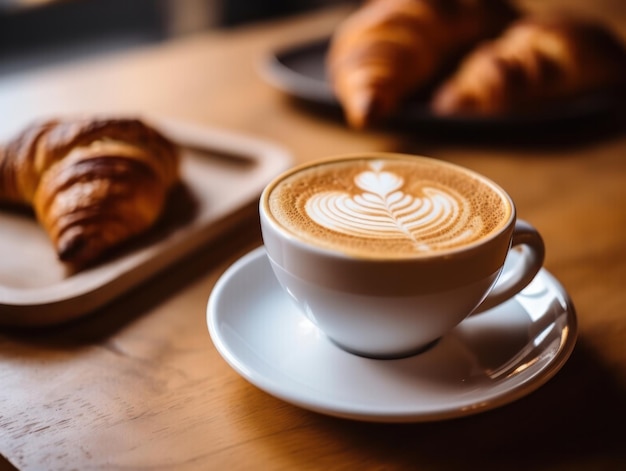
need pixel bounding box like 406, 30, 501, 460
305, 162, 483, 251
266, 155, 511, 257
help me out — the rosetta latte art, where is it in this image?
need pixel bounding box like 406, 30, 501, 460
305, 161, 484, 251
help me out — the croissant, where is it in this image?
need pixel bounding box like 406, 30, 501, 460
0, 117, 180, 268
431, 16, 626, 116
327, 0, 518, 129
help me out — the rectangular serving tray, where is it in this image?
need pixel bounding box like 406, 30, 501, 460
0, 116, 292, 326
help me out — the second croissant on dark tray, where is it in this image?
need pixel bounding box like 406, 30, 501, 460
327, 0, 626, 128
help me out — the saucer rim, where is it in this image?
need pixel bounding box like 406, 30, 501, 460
207, 246, 578, 423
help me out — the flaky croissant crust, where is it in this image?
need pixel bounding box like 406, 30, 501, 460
431, 16, 626, 115
327, 0, 518, 128
0, 117, 180, 267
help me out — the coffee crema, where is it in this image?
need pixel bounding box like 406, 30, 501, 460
266, 155, 512, 258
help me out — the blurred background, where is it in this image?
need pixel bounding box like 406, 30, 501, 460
0, 0, 354, 76
1, 0, 624, 77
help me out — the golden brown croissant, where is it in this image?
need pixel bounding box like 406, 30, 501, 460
327, 0, 518, 129
0, 117, 180, 267
431, 16, 626, 116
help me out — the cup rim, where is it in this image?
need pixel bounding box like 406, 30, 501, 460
260, 152, 516, 261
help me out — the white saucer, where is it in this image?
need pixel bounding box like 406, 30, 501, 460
207, 246, 577, 423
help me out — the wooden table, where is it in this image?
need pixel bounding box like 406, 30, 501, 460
1, 2, 625, 470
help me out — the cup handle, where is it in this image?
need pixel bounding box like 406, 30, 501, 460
472, 219, 545, 314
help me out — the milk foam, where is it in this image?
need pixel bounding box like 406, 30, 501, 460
268, 157, 510, 257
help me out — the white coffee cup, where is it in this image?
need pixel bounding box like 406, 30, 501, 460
259, 153, 544, 359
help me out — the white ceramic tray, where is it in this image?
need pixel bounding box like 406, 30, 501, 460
0, 117, 292, 327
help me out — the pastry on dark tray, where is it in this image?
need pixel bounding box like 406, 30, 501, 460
431, 15, 626, 116
326, 0, 518, 129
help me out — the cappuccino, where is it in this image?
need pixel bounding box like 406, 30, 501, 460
265, 154, 512, 258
